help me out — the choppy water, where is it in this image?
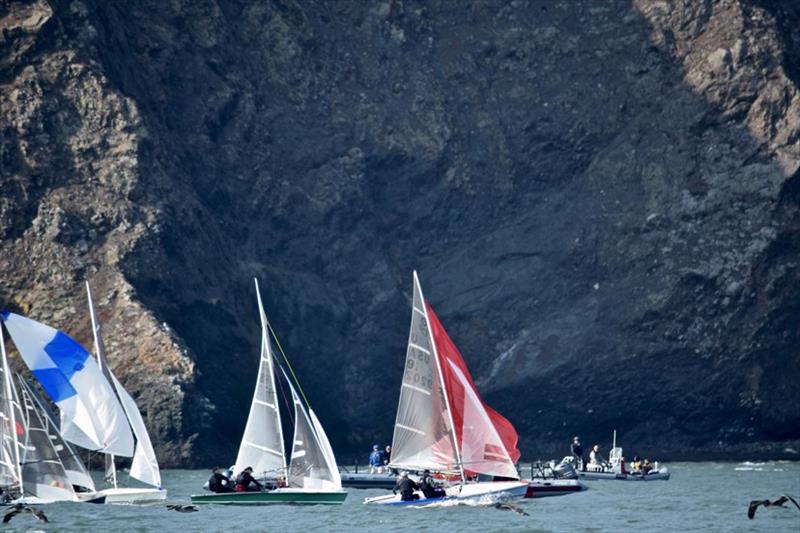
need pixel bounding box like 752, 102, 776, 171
4, 462, 799, 532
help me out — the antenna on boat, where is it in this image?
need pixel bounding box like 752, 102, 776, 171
612, 430, 617, 450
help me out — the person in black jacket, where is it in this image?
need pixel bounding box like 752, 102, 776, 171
393, 472, 420, 501
235, 467, 264, 492
419, 470, 446, 499
208, 466, 233, 493
570, 436, 585, 471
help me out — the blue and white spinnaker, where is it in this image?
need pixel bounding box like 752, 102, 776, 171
0, 311, 134, 457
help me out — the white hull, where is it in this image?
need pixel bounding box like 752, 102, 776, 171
98, 487, 168, 504
364, 480, 529, 506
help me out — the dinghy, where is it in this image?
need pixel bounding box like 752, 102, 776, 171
364, 272, 529, 507
85, 283, 167, 504
191, 279, 346, 505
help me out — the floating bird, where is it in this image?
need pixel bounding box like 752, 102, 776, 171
2, 504, 48, 523
166, 504, 199, 513
748, 495, 800, 519
494, 502, 529, 516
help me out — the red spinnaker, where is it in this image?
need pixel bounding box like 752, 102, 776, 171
426, 304, 522, 467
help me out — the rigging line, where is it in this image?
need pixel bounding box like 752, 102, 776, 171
274, 358, 295, 427
265, 321, 311, 409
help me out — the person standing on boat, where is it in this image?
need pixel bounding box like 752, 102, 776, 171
235, 466, 264, 492
393, 471, 420, 501
369, 444, 384, 474
208, 466, 233, 493
382, 445, 392, 465
570, 436, 585, 471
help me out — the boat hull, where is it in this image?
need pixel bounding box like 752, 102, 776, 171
577, 470, 670, 481
364, 480, 529, 506
524, 479, 587, 498
190, 489, 348, 505
98, 487, 168, 504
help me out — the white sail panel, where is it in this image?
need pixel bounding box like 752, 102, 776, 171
110, 373, 162, 488
446, 360, 519, 479
18, 383, 76, 502
233, 280, 287, 481
309, 409, 341, 489
19, 378, 96, 492
389, 273, 458, 472
1, 312, 134, 456
287, 385, 338, 490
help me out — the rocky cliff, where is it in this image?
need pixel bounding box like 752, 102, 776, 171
1, 0, 798, 466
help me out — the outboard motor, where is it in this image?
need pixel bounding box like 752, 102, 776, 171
552, 462, 578, 479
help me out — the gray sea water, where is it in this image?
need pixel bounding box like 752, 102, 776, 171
4, 462, 799, 532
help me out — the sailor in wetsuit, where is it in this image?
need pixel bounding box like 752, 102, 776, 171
393, 471, 420, 501
419, 470, 446, 499
235, 466, 264, 492
208, 466, 233, 493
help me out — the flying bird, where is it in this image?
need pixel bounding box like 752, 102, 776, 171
2, 504, 48, 523
747, 495, 800, 519
494, 502, 530, 516
166, 504, 199, 513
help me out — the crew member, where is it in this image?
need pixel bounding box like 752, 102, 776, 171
419, 469, 446, 499
393, 471, 420, 501
208, 466, 233, 493
235, 466, 264, 492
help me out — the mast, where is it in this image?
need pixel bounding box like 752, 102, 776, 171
415, 271, 465, 481
86, 281, 117, 489
0, 323, 22, 496
254, 278, 288, 479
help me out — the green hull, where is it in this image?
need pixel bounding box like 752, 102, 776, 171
190, 490, 347, 505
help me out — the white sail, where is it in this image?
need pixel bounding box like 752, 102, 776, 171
309, 409, 341, 489
18, 380, 76, 501
19, 377, 96, 492
0, 325, 22, 491
110, 373, 161, 488
287, 383, 338, 490
389, 272, 459, 473
233, 280, 286, 479
1, 312, 134, 457
86, 282, 161, 488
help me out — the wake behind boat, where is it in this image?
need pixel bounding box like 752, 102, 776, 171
365, 272, 528, 507
191, 279, 346, 506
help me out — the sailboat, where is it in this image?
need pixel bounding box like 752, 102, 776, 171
0, 321, 104, 504
191, 279, 346, 505
365, 271, 529, 506
85, 283, 167, 504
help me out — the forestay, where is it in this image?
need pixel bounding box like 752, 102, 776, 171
0, 312, 134, 457
233, 280, 286, 480
389, 272, 458, 473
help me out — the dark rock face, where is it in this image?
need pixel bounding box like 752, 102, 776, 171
1, 0, 798, 466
